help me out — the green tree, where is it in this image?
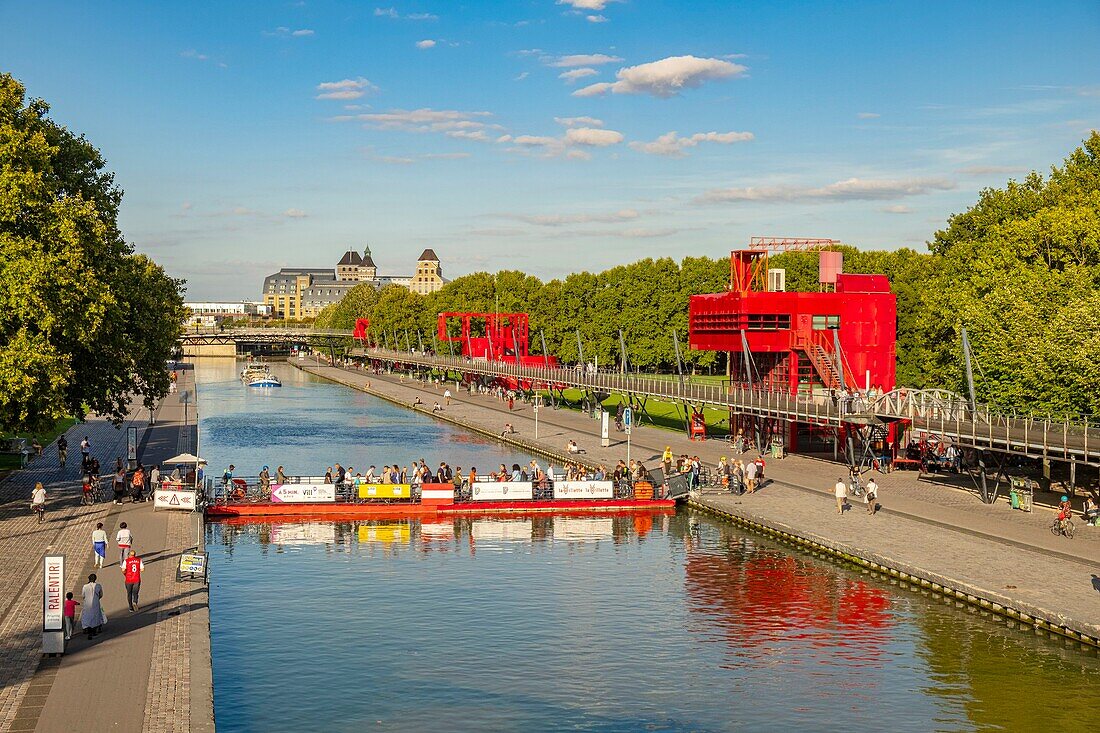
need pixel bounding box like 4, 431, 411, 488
0, 73, 185, 433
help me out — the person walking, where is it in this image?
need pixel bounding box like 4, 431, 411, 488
63, 592, 79, 641
112, 467, 126, 504
80, 436, 90, 460
866, 477, 879, 516
744, 459, 758, 494
130, 465, 145, 502
116, 522, 133, 567
80, 573, 106, 639
834, 477, 848, 514
259, 466, 271, 497
444, 388, 452, 406
148, 464, 160, 493
276, 466, 287, 484
122, 550, 145, 612
57, 435, 68, 466
91, 522, 108, 568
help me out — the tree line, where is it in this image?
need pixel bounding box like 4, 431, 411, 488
1, 74, 185, 435
318, 132, 1100, 418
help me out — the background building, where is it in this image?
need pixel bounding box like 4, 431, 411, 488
262, 247, 446, 318
184, 301, 273, 328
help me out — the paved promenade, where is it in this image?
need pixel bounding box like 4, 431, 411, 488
298, 357, 1100, 645
0, 367, 213, 733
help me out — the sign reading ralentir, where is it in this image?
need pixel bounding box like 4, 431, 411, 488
43, 555, 64, 632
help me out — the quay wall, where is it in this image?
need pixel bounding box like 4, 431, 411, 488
294, 358, 1100, 651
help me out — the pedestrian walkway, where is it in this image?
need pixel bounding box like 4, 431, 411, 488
298, 358, 1100, 643
0, 366, 213, 733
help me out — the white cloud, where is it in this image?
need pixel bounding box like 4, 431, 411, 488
587, 14, 609, 22
375, 7, 437, 20
558, 0, 617, 10
446, 129, 489, 141
347, 109, 498, 140
283, 208, 309, 218
548, 53, 623, 68
180, 49, 209, 61
881, 205, 911, 214
617, 227, 679, 238
574, 55, 746, 98
508, 209, 640, 226
416, 39, 436, 49
292, 29, 315, 36
856, 112, 880, 119
629, 130, 754, 157
514, 72, 530, 81
554, 116, 604, 128
558, 68, 599, 84
564, 127, 623, 146
316, 77, 377, 100
698, 177, 956, 204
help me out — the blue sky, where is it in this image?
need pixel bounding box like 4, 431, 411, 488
3, 0, 1098, 300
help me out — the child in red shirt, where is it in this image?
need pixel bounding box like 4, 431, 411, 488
63, 592, 79, 640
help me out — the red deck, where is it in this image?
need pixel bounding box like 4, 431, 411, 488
206, 498, 677, 519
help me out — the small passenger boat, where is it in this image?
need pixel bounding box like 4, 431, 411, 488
247, 373, 282, 388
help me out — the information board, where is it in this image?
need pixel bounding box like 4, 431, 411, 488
471, 481, 534, 501
43, 555, 64, 632
179, 552, 207, 575
270, 484, 336, 503
358, 483, 412, 499
552, 480, 614, 500
154, 489, 197, 511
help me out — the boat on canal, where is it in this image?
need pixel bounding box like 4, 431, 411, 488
205, 476, 678, 518
247, 372, 282, 388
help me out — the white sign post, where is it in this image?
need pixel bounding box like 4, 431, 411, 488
601, 410, 609, 447
42, 555, 65, 654
154, 488, 198, 511
623, 407, 633, 466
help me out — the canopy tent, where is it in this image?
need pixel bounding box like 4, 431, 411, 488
163, 453, 207, 465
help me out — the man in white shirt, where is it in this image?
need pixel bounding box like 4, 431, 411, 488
866, 478, 879, 515
745, 460, 758, 493
834, 478, 848, 514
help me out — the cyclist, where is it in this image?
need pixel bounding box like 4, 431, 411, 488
31, 482, 46, 522
1056, 495, 1073, 533
57, 436, 68, 466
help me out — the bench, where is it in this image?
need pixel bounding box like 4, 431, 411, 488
0, 438, 34, 468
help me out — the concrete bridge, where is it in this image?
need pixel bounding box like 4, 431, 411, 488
178, 327, 353, 356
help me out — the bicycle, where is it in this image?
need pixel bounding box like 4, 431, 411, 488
1051, 516, 1075, 539
32, 503, 45, 523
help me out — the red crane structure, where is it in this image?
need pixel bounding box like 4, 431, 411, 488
689, 239, 897, 454
436, 312, 556, 367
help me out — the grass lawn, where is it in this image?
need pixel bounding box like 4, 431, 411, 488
541, 388, 731, 437
0, 416, 78, 472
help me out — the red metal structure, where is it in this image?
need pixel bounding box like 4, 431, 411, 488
353, 318, 370, 344
437, 312, 556, 368
689, 241, 896, 452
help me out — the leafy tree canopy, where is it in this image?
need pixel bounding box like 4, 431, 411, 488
0, 73, 186, 433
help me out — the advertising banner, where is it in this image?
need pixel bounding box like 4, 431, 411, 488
270, 484, 336, 503
552, 480, 614, 500
43, 555, 64, 632
471, 481, 534, 501
154, 489, 197, 511
358, 483, 412, 500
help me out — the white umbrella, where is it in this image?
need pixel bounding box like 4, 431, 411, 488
163, 453, 207, 465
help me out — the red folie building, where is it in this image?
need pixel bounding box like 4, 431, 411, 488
689, 240, 897, 451
437, 312, 556, 367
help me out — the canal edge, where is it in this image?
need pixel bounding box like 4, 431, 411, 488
293, 361, 601, 473
686, 497, 1100, 651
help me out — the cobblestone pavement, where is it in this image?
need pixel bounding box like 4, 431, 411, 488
0, 367, 213, 733
298, 359, 1100, 638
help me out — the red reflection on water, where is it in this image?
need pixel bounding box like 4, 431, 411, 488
684, 538, 894, 661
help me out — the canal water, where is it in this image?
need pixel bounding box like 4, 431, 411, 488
196, 359, 1100, 733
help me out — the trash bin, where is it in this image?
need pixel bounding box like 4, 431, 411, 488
1009, 489, 1020, 510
